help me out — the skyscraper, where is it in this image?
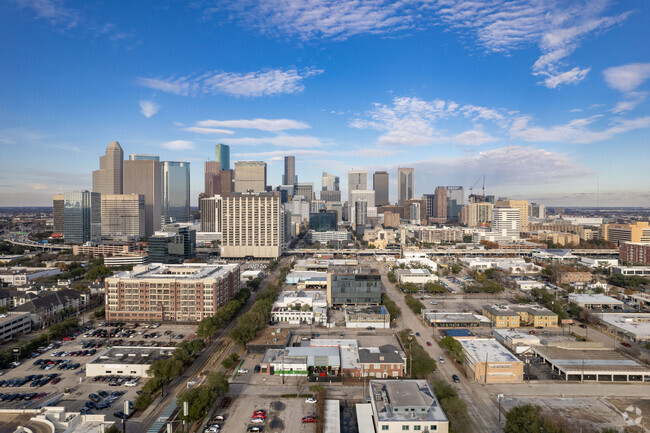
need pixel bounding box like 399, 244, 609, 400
322, 172, 340, 191
234, 161, 267, 193
100, 194, 146, 239
373, 171, 389, 206
200, 196, 221, 233
161, 161, 190, 223
215, 143, 230, 171
52, 194, 64, 233
63, 191, 101, 244
124, 156, 162, 236
92, 141, 124, 195
348, 170, 367, 206
397, 168, 414, 206
423, 194, 435, 218
495, 199, 529, 231
283, 156, 296, 186
446, 186, 464, 221
493, 207, 521, 239
205, 161, 234, 197
433, 186, 447, 221
294, 183, 314, 201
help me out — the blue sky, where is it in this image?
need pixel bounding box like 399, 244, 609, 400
1, 0, 649, 207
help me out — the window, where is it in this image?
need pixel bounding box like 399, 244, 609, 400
430, 426, 437, 431
414, 427, 421, 431
402, 426, 409, 431
382, 426, 389, 431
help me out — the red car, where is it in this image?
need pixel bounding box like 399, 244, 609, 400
426, 342, 431, 346
621, 342, 632, 348
302, 416, 318, 423
51, 377, 62, 384
253, 410, 266, 415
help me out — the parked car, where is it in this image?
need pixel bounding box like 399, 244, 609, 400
305, 397, 317, 404
438, 357, 445, 364
621, 342, 632, 348
302, 416, 318, 423
426, 342, 432, 346
250, 418, 265, 424
452, 374, 460, 383
238, 369, 249, 374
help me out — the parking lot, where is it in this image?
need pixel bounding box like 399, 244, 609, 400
219, 394, 319, 433
0, 321, 197, 424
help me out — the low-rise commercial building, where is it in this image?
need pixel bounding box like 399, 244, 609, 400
459, 338, 523, 383
0, 267, 62, 286
422, 311, 489, 328
259, 346, 340, 377
72, 244, 134, 256
579, 257, 619, 268
568, 294, 624, 310
358, 345, 406, 378
492, 329, 540, 354
612, 266, 650, 277
558, 272, 593, 285
104, 253, 148, 268
309, 230, 351, 245
516, 280, 545, 291
394, 268, 438, 285
105, 263, 240, 323
344, 305, 390, 329
285, 271, 328, 289
460, 258, 542, 274
0, 312, 31, 342
599, 313, 650, 342
483, 304, 558, 328
86, 346, 175, 378
270, 290, 327, 325
369, 379, 449, 433
327, 266, 382, 306
620, 242, 650, 265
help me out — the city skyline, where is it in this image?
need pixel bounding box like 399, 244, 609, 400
1, 1, 649, 207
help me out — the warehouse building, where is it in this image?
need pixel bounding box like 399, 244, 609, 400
568, 294, 624, 310
86, 346, 176, 378
459, 338, 524, 383
600, 313, 650, 342
344, 305, 391, 329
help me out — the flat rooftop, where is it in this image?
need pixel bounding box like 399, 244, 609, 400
370, 380, 447, 423
423, 311, 486, 323
262, 346, 340, 367
112, 263, 238, 280
533, 346, 650, 374
600, 313, 650, 340
568, 294, 624, 305
0, 312, 30, 325
459, 339, 520, 363
395, 268, 431, 276
346, 305, 388, 315
89, 346, 176, 365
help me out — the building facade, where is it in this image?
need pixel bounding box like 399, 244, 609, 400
124, 156, 162, 236
215, 143, 230, 171
234, 161, 267, 193
327, 266, 382, 306
64, 191, 101, 244
373, 171, 389, 206
100, 194, 146, 239
283, 156, 295, 186
105, 263, 240, 322
495, 199, 529, 231
199, 196, 221, 233
397, 168, 414, 207
433, 186, 447, 221
148, 225, 196, 264
620, 242, 650, 264
220, 192, 282, 258
92, 141, 123, 195
52, 194, 65, 233
161, 161, 190, 223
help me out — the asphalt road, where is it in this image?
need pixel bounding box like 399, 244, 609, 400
373, 259, 504, 433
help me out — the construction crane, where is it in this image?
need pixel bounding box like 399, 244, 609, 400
469, 177, 481, 196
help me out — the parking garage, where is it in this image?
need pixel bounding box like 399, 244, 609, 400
532, 346, 650, 382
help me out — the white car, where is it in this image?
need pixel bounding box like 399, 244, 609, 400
250, 418, 265, 423
438, 357, 445, 364
125, 380, 138, 387
204, 428, 219, 433
238, 369, 249, 374
305, 398, 318, 404
429, 301, 438, 305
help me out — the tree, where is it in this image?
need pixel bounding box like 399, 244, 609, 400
134, 392, 153, 410
177, 386, 215, 422
222, 353, 240, 370
381, 293, 401, 321
105, 426, 121, 433
207, 371, 230, 396
440, 396, 469, 433
423, 282, 446, 294
309, 385, 324, 394
439, 336, 465, 362
504, 404, 568, 433
387, 272, 397, 284
405, 295, 423, 314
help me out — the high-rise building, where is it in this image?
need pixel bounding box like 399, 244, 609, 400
199, 196, 221, 233
405, 198, 426, 224
348, 170, 368, 203
354, 201, 368, 227
100, 194, 145, 239
294, 183, 314, 201
320, 190, 341, 203
161, 161, 190, 224
373, 171, 389, 206
105, 263, 240, 323
309, 211, 337, 232
52, 194, 65, 233
215, 143, 230, 171
349, 190, 375, 227
204, 161, 233, 197
495, 199, 529, 231
493, 207, 520, 239
620, 242, 650, 264
446, 186, 464, 221
63, 191, 101, 244
124, 157, 162, 236
423, 194, 435, 218
463, 202, 493, 227
397, 168, 414, 206
600, 222, 650, 245
234, 161, 267, 193
322, 172, 340, 192
148, 224, 196, 263
433, 187, 447, 221
92, 141, 124, 195
283, 156, 296, 186
220, 192, 282, 258
529, 203, 546, 219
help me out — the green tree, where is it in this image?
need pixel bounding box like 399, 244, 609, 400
105, 425, 121, 433
504, 404, 568, 433
207, 371, 230, 396
387, 272, 397, 284
309, 385, 324, 394
405, 294, 424, 314
440, 396, 469, 433
134, 392, 153, 410
177, 386, 215, 422
439, 336, 465, 362
424, 282, 446, 293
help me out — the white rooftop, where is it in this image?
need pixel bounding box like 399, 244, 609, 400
459, 338, 520, 363
111, 263, 238, 280
568, 294, 624, 305
600, 313, 650, 340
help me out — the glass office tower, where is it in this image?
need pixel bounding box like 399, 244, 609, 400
162, 161, 190, 223
216, 143, 230, 171
63, 191, 101, 244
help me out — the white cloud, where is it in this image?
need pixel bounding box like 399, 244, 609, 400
13, 0, 81, 29
603, 63, 650, 92
139, 100, 160, 118
212, 0, 420, 40
137, 68, 322, 97
509, 115, 650, 144
195, 118, 310, 131
350, 96, 505, 146
400, 145, 594, 186
234, 149, 327, 159
162, 140, 195, 150
433, 0, 630, 88
221, 135, 323, 148
183, 127, 235, 135
454, 129, 497, 146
